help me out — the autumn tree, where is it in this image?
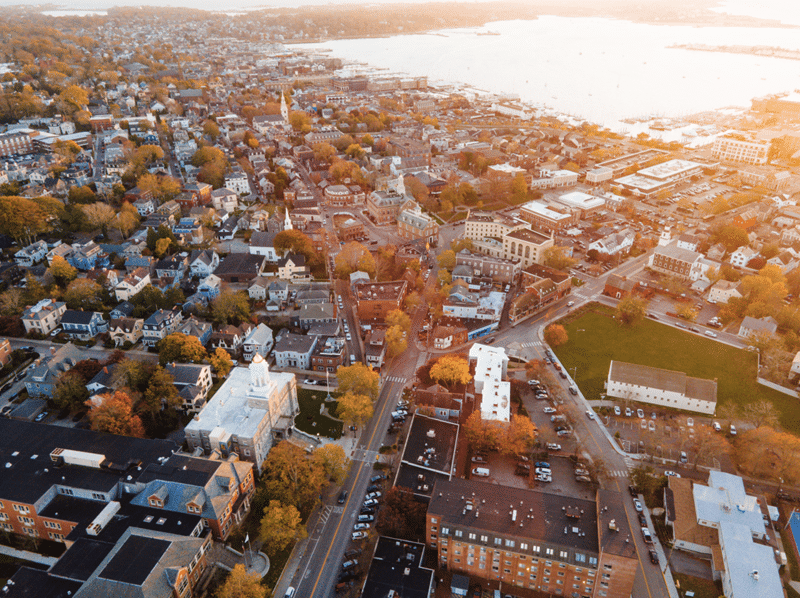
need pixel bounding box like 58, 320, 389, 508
742, 399, 779, 429
87, 391, 145, 437
210, 347, 234, 376
337, 393, 374, 432
259, 500, 307, 558
137, 173, 181, 202
212, 289, 251, 326
376, 487, 428, 541
215, 564, 268, 598
616, 296, 648, 326
312, 444, 349, 485
336, 363, 380, 401
140, 366, 179, 414
114, 202, 141, 238
735, 427, 800, 485
334, 241, 376, 279
386, 325, 407, 357
462, 411, 503, 453
0, 196, 60, 245
543, 246, 577, 271
202, 119, 220, 140
48, 255, 77, 287
81, 202, 116, 233
273, 229, 318, 264
312, 142, 336, 163
437, 249, 456, 271
156, 333, 207, 366
501, 414, 537, 456
429, 355, 471, 388
53, 371, 90, 412
386, 309, 411, 333
260, 441, 327, 517
544, 324, 568, 347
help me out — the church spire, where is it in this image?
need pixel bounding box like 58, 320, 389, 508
280, 92, 289, 124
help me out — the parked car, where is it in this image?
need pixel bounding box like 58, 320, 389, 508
638, 513, 647, 526
680, 451, 688, 464
546, 443, 561, 451
337, 490, 348, 504
352, 531, 368, 541
363, 498, 378, 507
633, 499, 643, 512
365, 491, 381, 500
543, 407, 556, 414
366, 485, 380, 493
641, 528, 653, 543
472, 467, 490, 477
648, 420, 655, 432
534, 467, 551, 475
585, 409, 595, 420
357, 514, 374, 523
614, 406, 621, 416
471, 455, 487, 463
712, 421, 721, 432
370, 474, 386, 483
34, 411, 48, 422
625, 407, 632, 417
730, 424, 737, 436
342, 559, 358, 571
535, 474, 552, 483
353, 523, 370, 531
637, 408, 644, 418
629, 485, 638, 497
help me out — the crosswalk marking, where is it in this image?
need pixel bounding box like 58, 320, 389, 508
520, 341, 541, 347
623, 456, 636, 469
317, 506, 333, 525
608, 470, 629, 478
352, 449, 380, 463
385, 376, 407, 383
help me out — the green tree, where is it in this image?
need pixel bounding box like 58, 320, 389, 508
259, 500, 307, 558
336, 363, 380, 401
53, 371, 90, 412
544, 324, 568, 347
210, 347, 234, 376
48, 255, 77, 287
211, 289, 251, 326
429, 355, 472, 388
156, 333, 207, 366
140, 366, 179, 414
616, 296, 648, 326
64, 278, 104, 310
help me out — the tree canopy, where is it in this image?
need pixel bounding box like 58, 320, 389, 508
336, 363, 380, 401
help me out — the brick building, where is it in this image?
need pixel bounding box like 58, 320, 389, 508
426, 478, 638, 598
355, 281, 408, 322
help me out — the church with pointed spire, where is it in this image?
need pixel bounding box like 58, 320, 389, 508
184, 355, 299, 473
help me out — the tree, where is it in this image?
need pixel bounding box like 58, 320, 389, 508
64, 278, 104, 310
53, 371, 90, 412
312, 444, 349, 485
385, 325, 407, 357
0, 288, 23, 316
742, 399, 779, 429
312, 142, 336, 163
212, 289, 251, 326
154, 237, 172, 259
376, 487, 428, 541
112, 358, 156, 394
216, 564, 269, 598
87, 391, 145, 437
334, 241, 376, 279
81, 203, 116, 232
137, 173, 181, 202
337, 393, 374, 432
429, 355, 471, 388
501, 414, 537, 456
261, 441, 327, 517
544, 324, 568, 347
462, 411, 503, 453
0, 196, 59, 245
288, 111, 311, 133
687, 425, 731, 469
386, 309, 411, 332
140, 366, 179, 414
734, 427, 800, 485
202, 119, 220, 139
273, 229, 314, 260
437, 250, 456, 271
336, 363, 380, 401
56, 84, 88, 115
115, 202, 141, 238
259, 500, 307, 558
616, 296, 648, 326
543, 246, 577, 271
156, 333, 207, 366
210, 347, 234, 376
48, 255, 77, 287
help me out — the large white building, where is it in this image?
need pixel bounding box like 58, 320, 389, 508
184, 356, 298, 473
711, 134, 769, 166
469, 343, 510, 423
606, 361, 717, 414
615, 159, 704, 197
529, 169, 578, 189
224, 171, 252, 196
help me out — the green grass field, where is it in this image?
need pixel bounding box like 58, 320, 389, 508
553, 306, 800, 434
296, 388, 343, 439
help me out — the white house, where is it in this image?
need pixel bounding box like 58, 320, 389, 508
14, 240, 48, 267
211, 187, 238, 212
730, 246, 757, 268
273, 332, 318, 370
224, 171, 251, 196
606, 360, 717, 415
249, 231, 279, 262
115, 267, 151, 302
22, 299, 66, 335
248, 276, 269, 300
189, 249, 219, 278
242, 323, 274, 362
469, 343, 510, 424
277, 253, 309, 280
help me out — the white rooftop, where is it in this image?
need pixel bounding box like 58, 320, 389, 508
521, 200, 572, 221
469, 343, 510, 423
637, 159, 703, 180
557, 191, 605, 210
693, 471, 765, 537
719, 521, 783, 598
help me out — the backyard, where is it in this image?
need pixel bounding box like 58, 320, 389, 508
295, 387, 343, 439
552, 305, 800, 434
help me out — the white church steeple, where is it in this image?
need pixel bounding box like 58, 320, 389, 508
280, 92, 289, 124
659, 226, 672, 247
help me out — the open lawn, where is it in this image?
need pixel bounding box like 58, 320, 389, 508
553, 305, 800, 434
296, 388, 343, 439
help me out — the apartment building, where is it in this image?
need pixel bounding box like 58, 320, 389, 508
355, 281, 408, 322
502, 228, 554, 269
426, 478, 637, 598
712, 135, 769, 165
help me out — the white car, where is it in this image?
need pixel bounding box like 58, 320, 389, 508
648, 420, 655, 432
546, 443, 561, 451
633, 499, 643, 512
637, 408, 644, 419
543, 407, 557, 414
535, 475, 552, 483
625, 407, 632, 417
687, 417, 694, 427
712, 421, 721, 432
353, 523, 370, 531
352, 531, 368, 541
614, 406, 621, 416
664, 471, 680, 478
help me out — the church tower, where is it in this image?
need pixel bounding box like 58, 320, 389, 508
280, 92, 289, 124
283, 208, 292, 231
658, 226, 672, 247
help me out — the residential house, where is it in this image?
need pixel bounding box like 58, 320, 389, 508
297, 303, 337, 330
588, 228, 635, 257
60, 310, 108, 341
432, 325, 468, 351
155, 255, 187, 282
165, 363, 213, 412
209, 323, 252, 355
211, 187, 238, 212
114, 267, 151, 301
142, 308, 183, 348
249, 231, 279, 262
132, 196, 158, 216
108, 317, 144, 347
310, 336, 346, 372
172, 217, 204, 244
730, 246, 757, 268
14, 240, 48, 267
22, 299, 66, 335
604, 274, 638, 299
110, 301, 135, 319
277, 253, 310, 280
68, 242, 105, 271
215, 253, 266, 283
46, 243, 74, 266
708, 280, 742, 304
197, 274, 222, 300
25, 343, 83, 397
268, 279, 289, 303
248, 276, 269, 301
738, 316, 778, 339
242, 324, 274, 362
273, 332, 318, 370
412, 383, 463, 421
188, 249, 219, 278
364, 329, 388, 369
177, 317, 213, 347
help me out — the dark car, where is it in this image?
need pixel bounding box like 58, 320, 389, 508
360, 507, 375, 515
72, 411, 87, 423
638, 513, 647, 527
337, 490, 348, 504
649, 549, 659, 565
628, 485, 638, 497
344, 548, 362, 559
366, 485, 380, 493
370, 474, 386, 483
335, 581, 353, 593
